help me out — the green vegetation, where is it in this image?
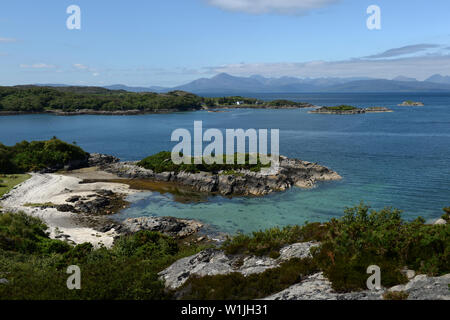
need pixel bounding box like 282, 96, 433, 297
23, 202, 56, 208
215, 203, 449, 297
0, 212, 207, 300
383, 291, 409, 300
442, 207, 450, 222
0, 174, 30, 197
0, 138, 88, 173
137, 151, 270, 174
0, 86, 203, 112
1, 204, 448, 300
322, 105, 358, 111
266, 99, 310, 107
315, 204, 449, 292
222, 223, 327, 258
203, 96, 260, 107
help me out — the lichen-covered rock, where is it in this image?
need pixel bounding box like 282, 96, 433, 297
279, 242, 320, 261
388, 274, 450, 300
105, 156, 341, 196
158, 241, 319, 290
159, 249, 234, 290
122, 216, 202, 238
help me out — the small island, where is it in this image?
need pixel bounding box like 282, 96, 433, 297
398, 100, 424, 107
309, 105, 393, 115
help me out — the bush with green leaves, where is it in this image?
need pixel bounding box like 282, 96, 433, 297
314, 204, 450, 292
137, 151, 270, 174
0, 138, 88, 173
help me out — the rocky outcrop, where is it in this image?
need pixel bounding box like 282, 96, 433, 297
122, 216, 203, 238
88, 153, 120, 168
264, 272, 383, 300
158, 242, 319, 290
388, 274, 450, 300
264, 273, 450, 301
104, 156, 341, 196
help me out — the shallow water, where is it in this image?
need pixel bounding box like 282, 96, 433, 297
1, 92, 449, 234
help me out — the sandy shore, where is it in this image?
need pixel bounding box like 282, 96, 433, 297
0, 171, 140, 248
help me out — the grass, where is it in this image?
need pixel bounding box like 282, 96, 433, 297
23, 202, 56, 208
383, 291, 409, 300
323, 105, 358, 111
0, 174, 30, 197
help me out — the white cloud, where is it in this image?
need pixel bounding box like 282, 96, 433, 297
209, 54, 450, 80
20, 63, 56, 69
0, 37, 16, 43
205, 0, 339, 14
365, 44, 441, 59
73, 63, 89, 70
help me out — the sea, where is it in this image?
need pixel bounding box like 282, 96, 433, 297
1, 92, 449, 234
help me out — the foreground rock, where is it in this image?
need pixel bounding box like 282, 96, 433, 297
104, 156, 341, 196
158, 242, 319, 290
264, 272, 449, 300
122, 216, 203, 238
388, 274, 450, 300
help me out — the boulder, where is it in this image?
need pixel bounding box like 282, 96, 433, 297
123, 216, 203, 238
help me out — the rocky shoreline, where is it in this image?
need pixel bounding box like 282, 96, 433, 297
102, 155, 342, 196
309, 106, 393, 115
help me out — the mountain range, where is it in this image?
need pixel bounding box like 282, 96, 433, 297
39, 73, 450, 94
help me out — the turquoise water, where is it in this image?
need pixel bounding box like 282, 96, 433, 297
1, 92, 449, 234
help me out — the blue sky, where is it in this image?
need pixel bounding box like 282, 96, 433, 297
1, 0, 450, 86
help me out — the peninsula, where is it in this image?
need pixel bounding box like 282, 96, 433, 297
0, 86, 313, 116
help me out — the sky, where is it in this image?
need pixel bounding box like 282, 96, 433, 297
1, 0, 450, 86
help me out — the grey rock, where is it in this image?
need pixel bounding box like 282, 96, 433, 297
105, 156, 341, 196
388, 274, 450, 300
0, 278, 8, 285
279, 242, 320, 261
434, 218, 447, 225
264, 272, 383, 300
123, 216, 203, 238
159, 241, 319, 290
88, 153, 119, 168
159, 249, 234, 290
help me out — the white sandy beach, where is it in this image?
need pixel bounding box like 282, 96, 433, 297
0, 172, 139, 248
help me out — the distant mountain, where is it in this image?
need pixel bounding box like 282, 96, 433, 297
31, 73, 450, 94
324, 79, 450, 92
426, 74, 450, 85
104, 84, 168, 93
392, 76, 417, 82
171, 73, 379, 93
171, 73, 450, 93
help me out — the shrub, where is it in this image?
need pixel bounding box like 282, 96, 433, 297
0, 138, 89, 173
138, 151, 270, 174
314, 203, 450, 292
222, 223, 327, 257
